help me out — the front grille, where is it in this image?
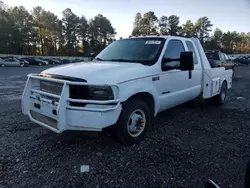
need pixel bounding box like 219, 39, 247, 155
40, 80, 63, 95
39, 74, 88, 104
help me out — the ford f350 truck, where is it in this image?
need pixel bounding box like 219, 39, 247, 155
22, 36, 233, 146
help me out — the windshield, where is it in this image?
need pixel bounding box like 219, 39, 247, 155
224, 54, 229, 60
35, 58, 42, 61
95, 37, 166, 65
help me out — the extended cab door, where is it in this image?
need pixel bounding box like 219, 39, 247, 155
157, 39, 201, 111
184, 40, 202, 99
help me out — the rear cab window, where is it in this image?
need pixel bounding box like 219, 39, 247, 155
185, 41, 199, 64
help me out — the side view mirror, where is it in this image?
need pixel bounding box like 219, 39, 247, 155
180, 51, 194, 71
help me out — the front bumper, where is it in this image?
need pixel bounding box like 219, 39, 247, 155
21, 74, 122, 133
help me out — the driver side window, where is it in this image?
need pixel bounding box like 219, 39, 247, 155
163, 40, 185, 71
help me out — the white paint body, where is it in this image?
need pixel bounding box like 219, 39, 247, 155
21, 36, 233, 133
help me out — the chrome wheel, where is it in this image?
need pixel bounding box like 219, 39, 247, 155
127, 109, 146, 137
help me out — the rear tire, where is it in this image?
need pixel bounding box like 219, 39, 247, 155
112, 98, 151, 146
212, 81, 227, 105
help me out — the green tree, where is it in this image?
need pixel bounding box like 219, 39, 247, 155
0, 0, 8, 10
220, 31, 237, 53
51, 19, 63, 56
205, 28, 223, 50
182, 20, 194, 37
0, 6, 12, 53
158, 16, 168, 35
0, 2, 119, 55
237, 32, 249, 53
140, 11, 158, 35
213, 28, 223, 46
88, 14, 115, 54
8, 6, 33, 54
62, 8, 79, 55
194, 16, 213, 46
32, 7, 61, 56
77, 15, 89, 55
32, 6, 48, 55
43, 11, 61, 55
167, 15, 181, 36
132, 12, 142, 36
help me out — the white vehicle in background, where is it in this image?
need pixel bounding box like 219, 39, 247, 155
228, 55, 236, 60
1, 57, 26, 67
22, 36, 233, 146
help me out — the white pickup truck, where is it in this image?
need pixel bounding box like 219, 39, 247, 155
22, 36, 233, 146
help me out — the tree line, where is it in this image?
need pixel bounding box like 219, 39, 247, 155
1, 1, 249, 56
131, 11, 250, 54
0, 1, 116, 56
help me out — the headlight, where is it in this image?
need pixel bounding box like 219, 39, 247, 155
88, 86, 114, 100
69, 85, 114, 101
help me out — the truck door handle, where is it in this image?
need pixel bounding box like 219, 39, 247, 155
189, 70, 192, 79
34, 103, 40, 109
52, 109, 57, 115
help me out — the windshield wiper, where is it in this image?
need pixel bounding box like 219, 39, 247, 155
94, 57, 104, 61
109, 59, 148, 64
110, 59, 136, 62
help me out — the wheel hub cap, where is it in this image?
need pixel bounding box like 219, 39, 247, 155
127, 109, 146, 137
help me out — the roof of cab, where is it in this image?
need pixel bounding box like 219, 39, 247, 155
127, 35, 195, 40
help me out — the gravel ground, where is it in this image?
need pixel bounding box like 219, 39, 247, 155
0, 65, 249, 188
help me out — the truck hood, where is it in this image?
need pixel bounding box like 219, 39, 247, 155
41, 61, 151, 84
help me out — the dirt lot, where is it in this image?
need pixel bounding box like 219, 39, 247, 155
0, 65, 249, 188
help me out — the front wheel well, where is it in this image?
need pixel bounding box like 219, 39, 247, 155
124, 92, 155, 117
222, 79, 227, 89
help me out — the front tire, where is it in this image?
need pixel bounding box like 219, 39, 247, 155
113, 98, 151, 146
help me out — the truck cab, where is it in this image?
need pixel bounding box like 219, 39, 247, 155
22, 36, 233, 146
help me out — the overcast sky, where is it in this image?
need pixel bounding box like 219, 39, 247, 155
5, 0, 250, 39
